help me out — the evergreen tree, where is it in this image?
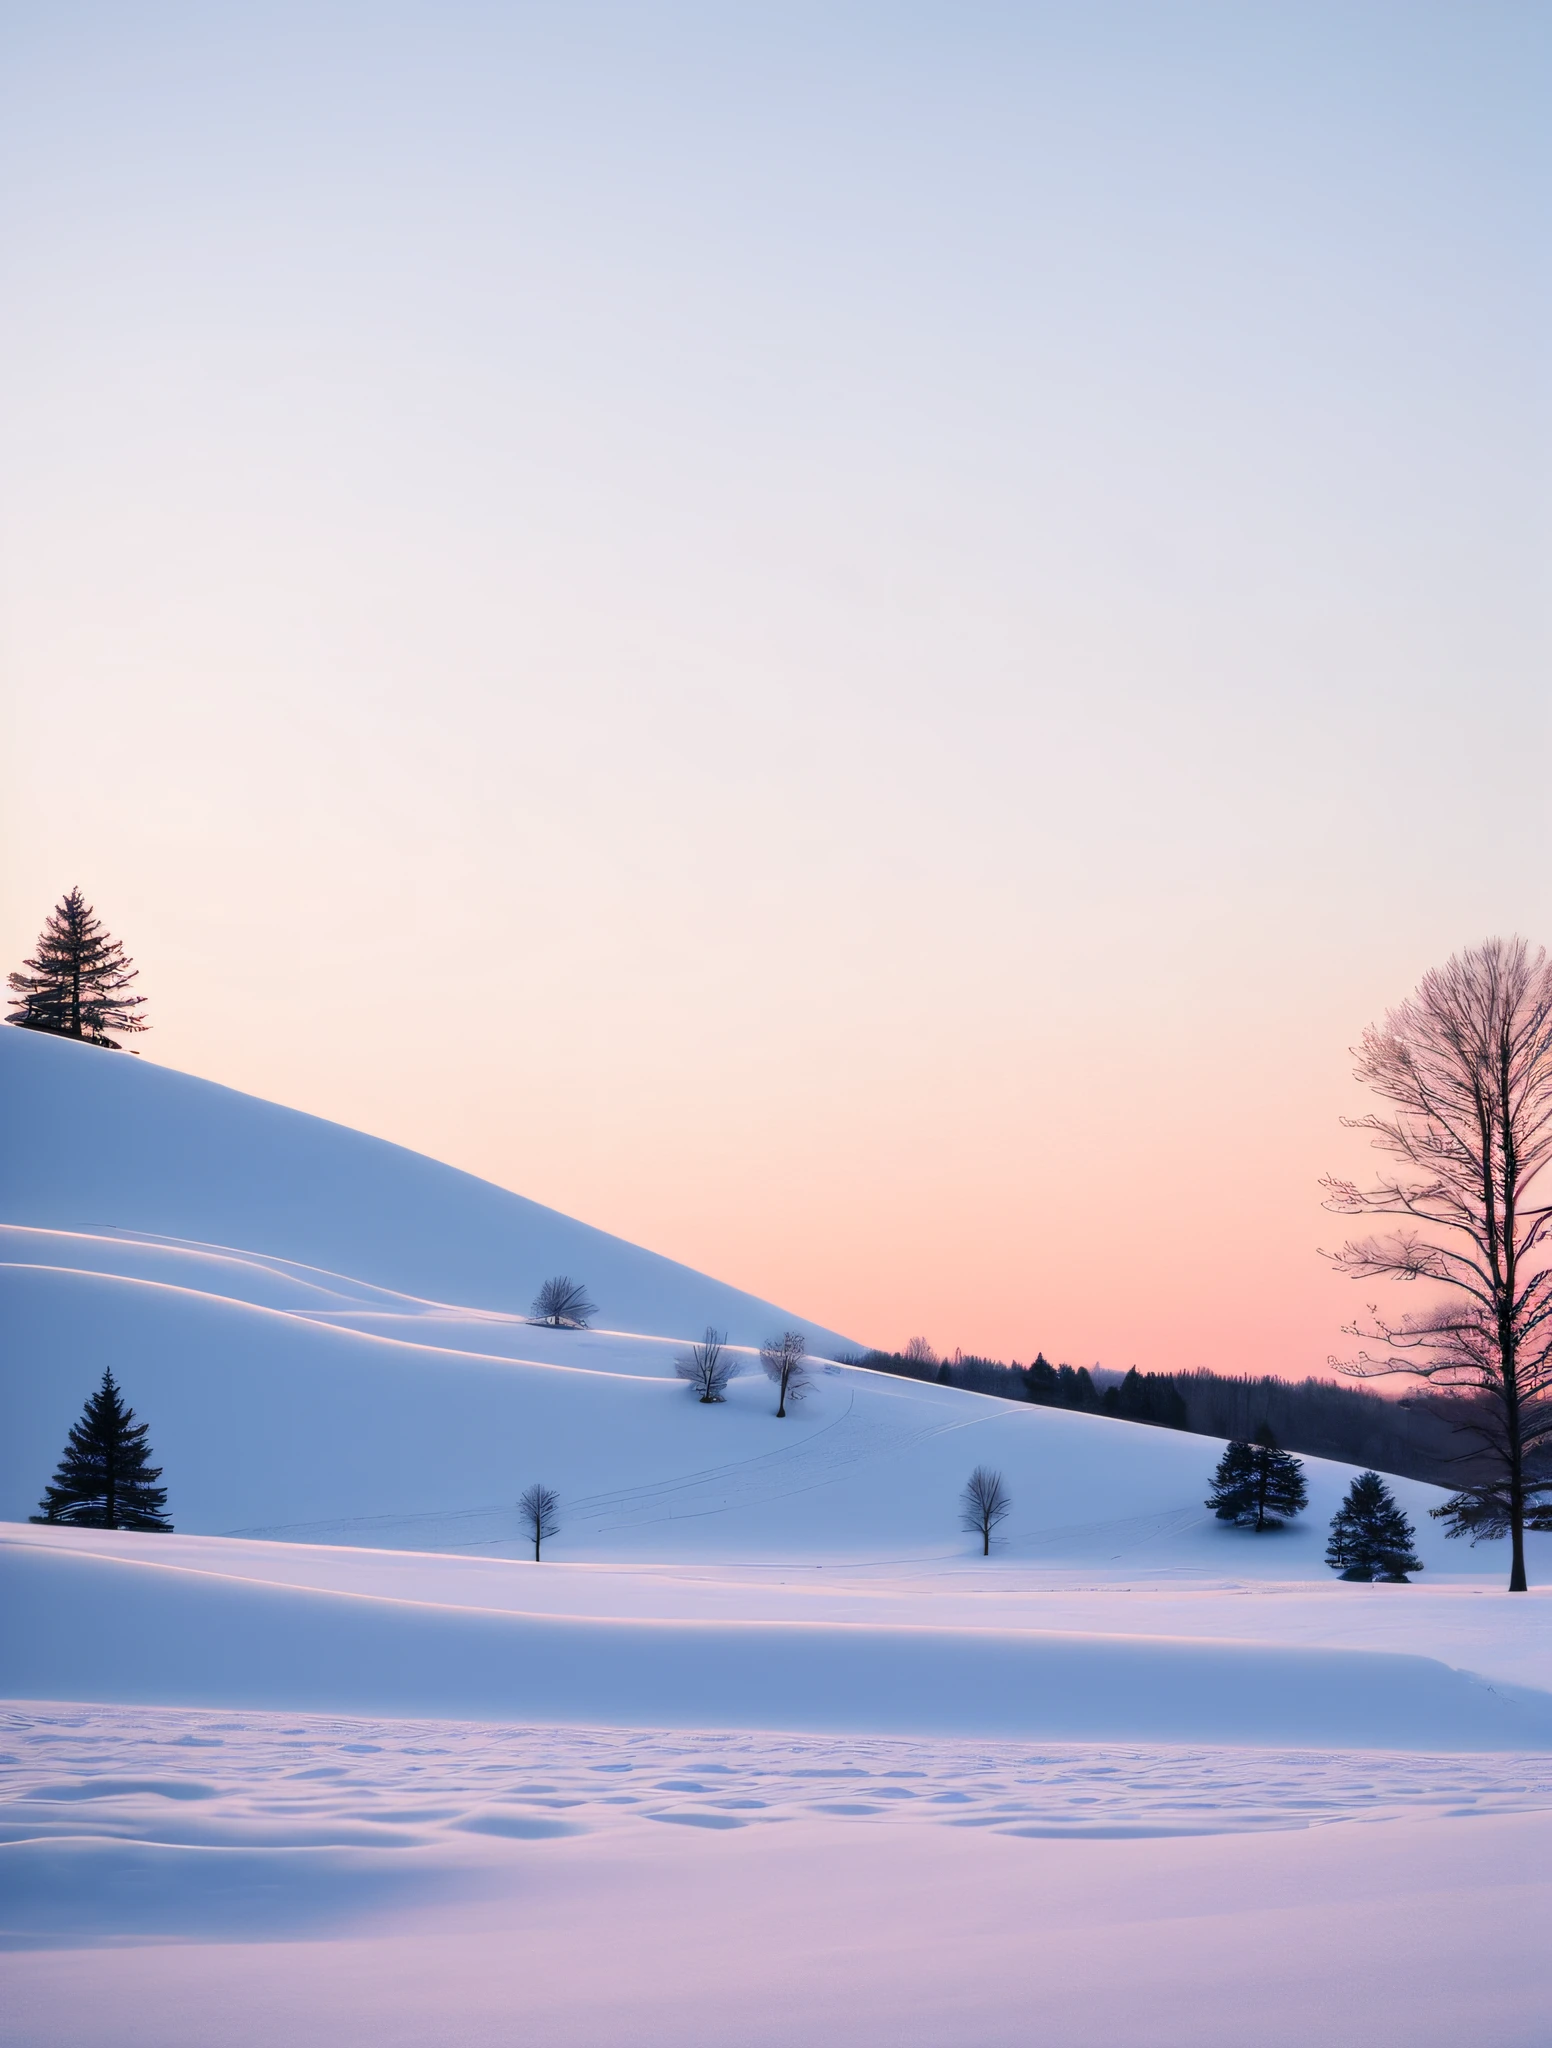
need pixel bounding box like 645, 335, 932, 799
7, 888, 147, 1047
32, 1369, 171, 1530
1104, 1367, 1189, 1430
1056, 1363, 1100, 1410
1206, 1424, 1307, 1530
1326, 1470, 1423, 1581
1023, 1353, 1059, 1403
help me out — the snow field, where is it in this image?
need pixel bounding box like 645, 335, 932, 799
7, 1026, 1552, 2043
3, 1699, 1549, 2047
6, 1528, 1549, 1750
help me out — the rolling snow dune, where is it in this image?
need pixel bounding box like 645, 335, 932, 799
0, 1028, 857, 1348
4, 1535, 1547, 1749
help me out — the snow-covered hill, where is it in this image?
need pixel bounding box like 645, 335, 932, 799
0, 1027, 859, 1348
7, 1018, 1552, 2039
2, 1022, 1543, 1584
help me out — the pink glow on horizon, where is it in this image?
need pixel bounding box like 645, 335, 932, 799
2, 8, 1545, 1376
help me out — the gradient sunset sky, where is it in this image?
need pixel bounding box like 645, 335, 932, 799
2, 3, 1547, 1372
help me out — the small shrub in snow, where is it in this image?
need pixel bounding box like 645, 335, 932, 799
32, 1367, 171, 1530
761, 1331, 810, 1418
519, 1483, 560, 1560
1326, 1471, 1422, 1581
531, 1276, 596, 1329
675, 1328, 740, 1403
961, 1466, 1011, 1556
1206, 1426, 1308, 1531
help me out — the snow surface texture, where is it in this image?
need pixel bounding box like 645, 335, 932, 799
3, 1701, 1550, 2047
6, 1025, 1552, 2043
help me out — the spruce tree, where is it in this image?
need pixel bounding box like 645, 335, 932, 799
1326, 1470, 1423, 1581
1105, 1367, 1189, 1429
1023, 1353, 1059, 1404
7, 888, 147, 1047
1206, 1424, 1307, 1531
32, 1369, 172, 1530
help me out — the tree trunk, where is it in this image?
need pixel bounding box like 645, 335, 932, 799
1507, 1392, 1528, 1593
982, 1524, 990, 1556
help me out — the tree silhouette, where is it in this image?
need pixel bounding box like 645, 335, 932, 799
675, 1327, 740, 1402
1325, 1470, 1423, 1581
519, 1482, 560, 1560
960, 1466, 1011, 1555
33, 1369, 171, 1529
530, 1277, 596, 1329
1322, 938, 1552, 1591
1206, 1426, 1307, 1531
760, 1331, 810, 1418
7, 888, 147, 1047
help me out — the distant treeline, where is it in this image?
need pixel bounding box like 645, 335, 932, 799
844, 1346, 1512, 1490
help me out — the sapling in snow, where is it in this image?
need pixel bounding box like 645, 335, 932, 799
530, 1276, 596, 1329
1206, 1426, 1307, 1531
519, 1483, 560, 1560
675, 1327, 740, 1403
761, 1331, 810, 1418
1326, 1470, 1422, 1581
961, 1466, 1011, 1556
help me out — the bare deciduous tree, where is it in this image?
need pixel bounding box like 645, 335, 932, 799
531, 1276, 596, 1329
760, 1330, 810, 1418
1321, 937, 1552, 1592
518, 1482, 560, 1560
675, 1326, 740, 1402
904, 1336, 938, 1368
960, 1465, 1011, 1555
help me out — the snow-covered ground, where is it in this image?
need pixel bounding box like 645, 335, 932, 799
4, 1699, 1550, 2046
4, 1027, 1550, 2044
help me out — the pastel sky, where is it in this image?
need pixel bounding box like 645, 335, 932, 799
2, 3, 1548, 1371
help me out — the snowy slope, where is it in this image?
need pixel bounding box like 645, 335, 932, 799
0, 1028, 859, 1348
3, 1021, 1545, 1582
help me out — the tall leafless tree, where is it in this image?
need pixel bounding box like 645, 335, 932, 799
904, 1336, 938, 1368
960, 1466, 1011, 1555
518, 1482, 560, 1560
760, 1330, 810, 1418
530, 1276, 596, 1329
1321, 937, 1552, 1592
675, 1327, 740, 1402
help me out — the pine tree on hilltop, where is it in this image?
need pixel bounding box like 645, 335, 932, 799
7, 888, 147, 1047
1206, 1424, 1307, 1531
1326, 1470, 1423, 1581
32, 1369, 172, 1530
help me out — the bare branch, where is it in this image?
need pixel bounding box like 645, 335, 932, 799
674, 1327, 740, 1403
1320, 937, 1552, 1590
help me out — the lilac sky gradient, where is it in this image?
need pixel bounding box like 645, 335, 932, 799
2, 3, 1547, 1371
